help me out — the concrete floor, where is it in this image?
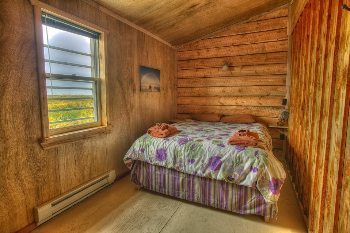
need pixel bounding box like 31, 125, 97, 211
33, 171, 307, 233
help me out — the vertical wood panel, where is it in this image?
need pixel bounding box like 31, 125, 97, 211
0, 0, 176, 232
289, 0, 308, 33
288, 0, 350, 232
322, 0, 350, 230
307, 0, 326, 229
335, 5, 350, 231
337, 108, 350, 233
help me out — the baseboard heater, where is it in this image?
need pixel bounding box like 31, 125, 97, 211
34, 170, 116, 226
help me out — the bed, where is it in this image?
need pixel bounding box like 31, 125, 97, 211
124, 121, 286, 221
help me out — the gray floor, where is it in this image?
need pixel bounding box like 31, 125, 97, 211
33, 170, 307, 233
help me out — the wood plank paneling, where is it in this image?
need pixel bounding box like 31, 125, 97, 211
0, 0, 176, 232
177, 86, 286, 97
287, 0, 350, 232
289, 0, 308, 33
177, 52, 288, 69
176, 6, 289, 151
177, 105, 283, 117
177, 76, 286, 87
178, 28, 288, 51
177, 96, 284, 106
176, 113, 280, 126
249, 6, 289, 21
337, 108, 350, 233
95, 0, 289, 45
208, 17, 288, 38
177, 64, 287, 78
322, 0, 350, 231
178, 40, 288, 60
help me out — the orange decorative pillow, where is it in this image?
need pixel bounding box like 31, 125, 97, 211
190, 114, 222, 122
221, 114, 256, 124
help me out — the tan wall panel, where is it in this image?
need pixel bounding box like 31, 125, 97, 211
0, 0, 176, 232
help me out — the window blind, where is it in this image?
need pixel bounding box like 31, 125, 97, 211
41, 12, 100, 39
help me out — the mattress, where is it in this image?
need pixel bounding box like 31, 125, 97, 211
124, 121, 286, 203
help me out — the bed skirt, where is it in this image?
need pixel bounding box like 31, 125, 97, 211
131, 161, 278, 219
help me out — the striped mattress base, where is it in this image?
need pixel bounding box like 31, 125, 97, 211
131, 161, 278, 220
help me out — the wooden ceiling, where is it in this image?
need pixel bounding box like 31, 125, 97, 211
93, 0, 289, 46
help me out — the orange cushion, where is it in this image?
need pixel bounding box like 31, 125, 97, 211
221, 114, 256, 124
190, 114, 222, 122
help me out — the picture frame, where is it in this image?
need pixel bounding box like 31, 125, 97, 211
139, 66, 160, 92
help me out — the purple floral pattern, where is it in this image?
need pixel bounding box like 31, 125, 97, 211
178, 137, 191, 145
235, 145, 246, 152
269, 178, 284, 195
190, 144, 196, 151
208, 155, 223, 171
188, 159, 195, 164
155, 148, 167, 161
124, 121, 285, 203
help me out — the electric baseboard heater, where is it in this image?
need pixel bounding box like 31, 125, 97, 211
34, 170, 116, 226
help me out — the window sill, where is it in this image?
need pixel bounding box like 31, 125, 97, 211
40, 124, 112, 149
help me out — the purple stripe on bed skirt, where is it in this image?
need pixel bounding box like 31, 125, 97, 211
132, 161, 277, 219
225, 181, 229, 210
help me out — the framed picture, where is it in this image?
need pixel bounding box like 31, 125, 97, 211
140, 66, 160, 92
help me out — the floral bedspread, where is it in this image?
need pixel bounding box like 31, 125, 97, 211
124, 121, 286, 203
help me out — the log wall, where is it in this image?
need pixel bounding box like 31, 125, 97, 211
288, 0, 350, 232
0, 0, 176, 232
176, 6, 289, 152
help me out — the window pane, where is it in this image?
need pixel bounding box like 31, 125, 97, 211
46, 79, 93, 89
44, 47, 92, 67
43, 25, 48, 44
47, 88, 93, 96
46, 79, 97, 129
42, 25, 91, 54
41, 13, 100, 131
48, 111, 95, 129
48, 96, 94, 108
45, 62, 92, 77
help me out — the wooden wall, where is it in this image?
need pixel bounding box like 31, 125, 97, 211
0, 0, 176, 232
288, 0, 350, 232
289, 0, 308, 32
95, 0, 290, 45
176, 6, 289, 153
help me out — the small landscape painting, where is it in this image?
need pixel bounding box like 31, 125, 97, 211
140, 66, 160, 92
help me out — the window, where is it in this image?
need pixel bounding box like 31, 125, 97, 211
31, 4, 109, 148
40, 12, 104, 135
